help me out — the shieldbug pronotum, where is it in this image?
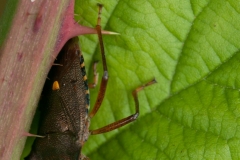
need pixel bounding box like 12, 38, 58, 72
26, 4, 156, 160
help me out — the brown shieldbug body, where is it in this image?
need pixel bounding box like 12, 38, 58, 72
26, 4, 156, 160
26, 37, 90, 160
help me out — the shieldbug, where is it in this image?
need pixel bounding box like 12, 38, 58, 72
26, 4, 156, 160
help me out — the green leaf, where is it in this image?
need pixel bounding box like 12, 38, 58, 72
75, 0, 240, 159
0, 0, 18, 46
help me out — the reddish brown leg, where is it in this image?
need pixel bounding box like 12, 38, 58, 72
90, 79, 157, 135
89, 4, 109, 118
88, 61, 99, 88
89, 4, 157, 134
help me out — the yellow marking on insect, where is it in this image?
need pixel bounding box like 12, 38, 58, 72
85, 90, 89, 94
86, 105, 89, 109
52, 81, 60, 90
80, 62, 85, 68
83, 75, 87, 81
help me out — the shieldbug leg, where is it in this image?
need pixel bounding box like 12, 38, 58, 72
88, 61, 99, 88
89, 4, 157, 134
90, 79, 157, 135
89, 4, 109, 118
